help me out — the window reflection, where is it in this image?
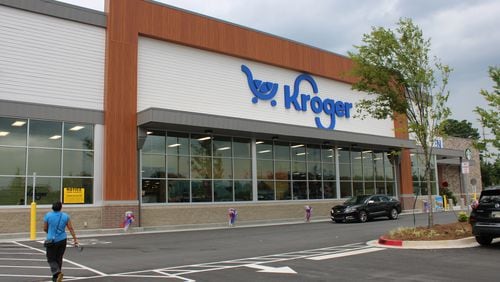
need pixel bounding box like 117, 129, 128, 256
64, 123, 94, 150
138, 130, 401, 204
0, 117, 94, 206
29, 120, 62, 148
0, 117, 27, 146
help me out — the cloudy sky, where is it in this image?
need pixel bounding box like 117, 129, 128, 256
60, 0, 499, 138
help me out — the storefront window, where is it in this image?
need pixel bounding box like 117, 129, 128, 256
63, 150, 93, 176
214, 180, 232, 201
192, 180, 212, 202
168, 180, 190, 202
0, 117, 95, 206
142, 154, 166, 178
0, 147, 26, 175
140, 131, 399, 203
324, 181, 336, 198
191, 134, 212, 156
258, 180, 274, 200
29, 120, 62, 148
142, 132, 252, 203
234, 181, 252, 201
0, 117, 27, 146
167, 156, 189, 178
411, 153, 437, 196
0, 176, 25, 205
64, 123, 94, 150
142, 179, 166, 203
276, 181, 291, 200
26, 176, 61, 205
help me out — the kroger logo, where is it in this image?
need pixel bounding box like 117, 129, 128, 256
241, 64, 353, 130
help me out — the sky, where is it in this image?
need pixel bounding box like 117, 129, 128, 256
59, 0, 499, 139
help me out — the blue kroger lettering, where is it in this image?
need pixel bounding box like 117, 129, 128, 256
241, 64, 353, 130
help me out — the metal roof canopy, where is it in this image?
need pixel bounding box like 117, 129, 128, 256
137, 108, 416, 151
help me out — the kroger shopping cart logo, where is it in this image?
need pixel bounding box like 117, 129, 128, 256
241, 64, 353, 130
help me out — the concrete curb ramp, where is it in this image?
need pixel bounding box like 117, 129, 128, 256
368, 236, 479, 249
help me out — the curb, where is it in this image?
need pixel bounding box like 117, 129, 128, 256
373, 236, 479, 249
378, 236, 403, 247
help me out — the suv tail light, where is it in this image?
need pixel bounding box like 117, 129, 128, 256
471, 200, 479, 210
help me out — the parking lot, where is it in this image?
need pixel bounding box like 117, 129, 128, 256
1, 212, 499, 281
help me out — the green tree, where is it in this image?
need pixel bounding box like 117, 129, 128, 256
440, 119, 480, 139
481, 159, 500, 187
348, 18, 452, 227
474, 66, 500, 155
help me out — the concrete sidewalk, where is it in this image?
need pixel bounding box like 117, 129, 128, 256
0, 217, 332, 242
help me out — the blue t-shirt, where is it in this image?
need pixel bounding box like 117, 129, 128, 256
44, 211, 69, 242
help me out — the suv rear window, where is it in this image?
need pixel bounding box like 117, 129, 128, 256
479, 189, 500, 203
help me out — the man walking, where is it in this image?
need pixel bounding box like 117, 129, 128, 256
43, 201, 78, 282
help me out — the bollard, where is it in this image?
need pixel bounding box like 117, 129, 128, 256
30, 201, 37, 240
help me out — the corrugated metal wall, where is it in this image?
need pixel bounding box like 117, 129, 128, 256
0, 5, 105, 111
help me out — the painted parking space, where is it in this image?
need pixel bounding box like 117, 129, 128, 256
0, 240, 385, 281
0, 241, 105, 281
110, 242, 385, 280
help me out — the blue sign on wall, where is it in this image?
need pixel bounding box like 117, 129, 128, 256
241, 65, 353, 130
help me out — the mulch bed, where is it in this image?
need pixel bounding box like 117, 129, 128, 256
384, 222, 472, 241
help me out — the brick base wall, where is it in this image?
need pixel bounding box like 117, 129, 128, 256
0, 206, 101, 233
0, 201, 343, 233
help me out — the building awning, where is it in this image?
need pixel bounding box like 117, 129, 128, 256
412, 147, 468, 166
137, 108, 416, 150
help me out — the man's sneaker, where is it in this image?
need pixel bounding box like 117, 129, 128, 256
56, 272, 64, 282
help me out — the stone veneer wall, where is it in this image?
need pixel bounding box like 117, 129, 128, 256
1, 201, 343, 233
440, 136, 482, 200
140, 201, 343, 227
0, 207, 101, 234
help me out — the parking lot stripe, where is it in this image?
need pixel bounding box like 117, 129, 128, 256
13, 242, 108, 277
0, 258, 46, 261
307, 247, 385, 260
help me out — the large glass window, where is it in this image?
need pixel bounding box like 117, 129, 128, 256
139, 131, 399, 204
0, 117, 27, 146
411, 153, 437, 196
141, 132, 252, 203
336, 149, 396, 198
0, 117, 94, 206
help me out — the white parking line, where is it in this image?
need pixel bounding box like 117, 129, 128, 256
0, 258, 46, 261
307, 247, 385, 260
13, 241, 108, 277
113, 242, 386, 280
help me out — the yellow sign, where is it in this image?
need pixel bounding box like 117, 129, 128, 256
63, 187, 85, 204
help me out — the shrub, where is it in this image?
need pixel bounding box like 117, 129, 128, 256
457, 212, 468, 222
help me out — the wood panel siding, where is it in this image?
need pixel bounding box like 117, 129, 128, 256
103, 0, 139, 200
394, 113, 413, 197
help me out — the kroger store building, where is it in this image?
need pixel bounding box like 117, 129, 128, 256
0, 0, 480, 233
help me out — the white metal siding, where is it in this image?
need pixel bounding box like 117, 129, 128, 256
138, 37, 394, 137
0, 5, 105, 111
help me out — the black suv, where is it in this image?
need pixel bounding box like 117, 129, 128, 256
469, 186, 500, 245
331, 194, 401, 223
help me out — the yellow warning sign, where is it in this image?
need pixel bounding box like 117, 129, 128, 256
63, 187, 85, 204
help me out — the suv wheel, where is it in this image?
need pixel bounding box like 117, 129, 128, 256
475, 236, 493, 245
